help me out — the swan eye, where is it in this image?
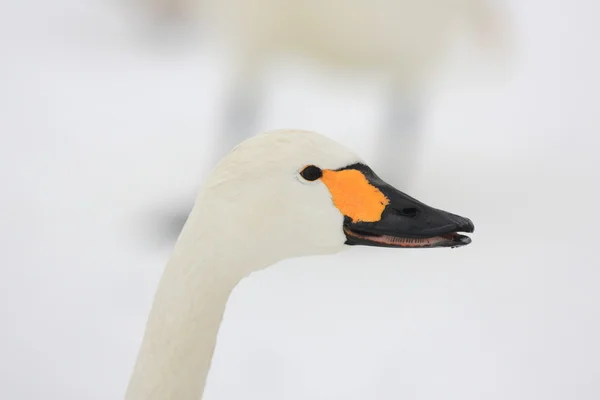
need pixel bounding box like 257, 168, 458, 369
300, 165, 323, 181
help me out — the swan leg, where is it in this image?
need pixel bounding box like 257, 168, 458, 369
375, 87, 423, 190
211, 75, 263, 165
156, 67, 263, 245
147, 0, 196, 25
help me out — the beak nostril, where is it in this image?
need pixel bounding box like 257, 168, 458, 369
395, 207, 419, 218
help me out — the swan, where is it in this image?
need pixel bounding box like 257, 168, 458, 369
125, 129, 474, 400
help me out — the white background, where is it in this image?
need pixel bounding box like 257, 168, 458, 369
1, 0, 599, 399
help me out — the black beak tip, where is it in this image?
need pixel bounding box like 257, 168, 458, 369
459, 235, 472, 245
449, 234, 472, 249
462, 218, 475, 233
452, 217, 474, 248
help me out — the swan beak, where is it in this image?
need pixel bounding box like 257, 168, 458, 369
325, 164, 474, 248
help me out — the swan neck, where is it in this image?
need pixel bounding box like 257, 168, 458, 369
126, 208, 266, 400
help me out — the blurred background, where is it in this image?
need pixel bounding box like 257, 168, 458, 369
1, 0, 599, 399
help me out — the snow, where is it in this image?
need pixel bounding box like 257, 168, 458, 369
1, 0, 599, 399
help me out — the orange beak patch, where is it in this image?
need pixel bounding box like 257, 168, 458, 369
321, 169, 390, 223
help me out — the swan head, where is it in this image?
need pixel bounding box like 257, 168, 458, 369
196, 130, 474, 264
